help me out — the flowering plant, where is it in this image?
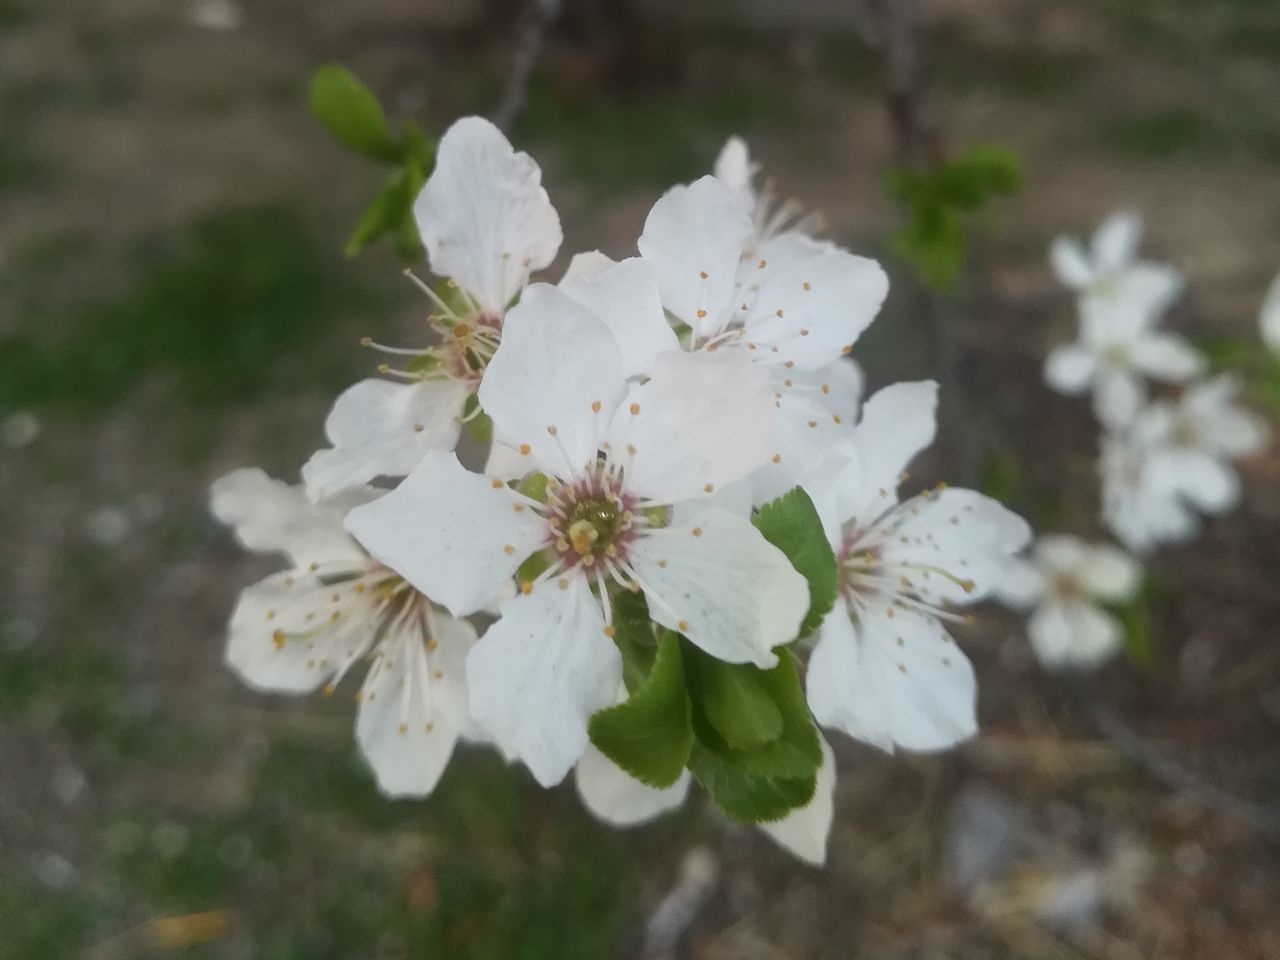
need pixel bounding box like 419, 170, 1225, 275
210, 77, 1041, 865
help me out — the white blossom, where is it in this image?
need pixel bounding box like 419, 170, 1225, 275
713, 136, 823, 259
302, 116, 562, 501
1049, 210, 1183, 317
1100, 376, 1267, 552
638, 174, 883, 498
998, 534, 1141, 669
211, 468, 477, 798
803, 382, 1031, 753
1045, 293, 1204, 429
344, 285, 809, 787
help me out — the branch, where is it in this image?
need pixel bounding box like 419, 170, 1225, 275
492, 0, 562, 132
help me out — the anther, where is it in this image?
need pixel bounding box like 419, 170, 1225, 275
678, 619, 689, 631
802, 282, 811, 291
503, 544, 515, 555
414, 423, 425, 432
520, 580, 533, 595
691, 527, 703, 537
772, 453, 782, 464
629, 403, 640, 415
699, 271, 708, 279
775, 309, 784, 318
704, 483, 714, 493
603, 625, 616, 638
519, 444, 531, 455
696, 309, 707, 319
757, 259, 767, 268
591, 400, 601, 413
799, 328, 809, 336
547, 425, 557, 436
272, 629, 285, 650
491, 478, 503, 489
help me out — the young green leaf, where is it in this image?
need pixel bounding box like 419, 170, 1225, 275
587, 632, 692, 788
683, 644, 782, 751
309, 65, 402, 164
344, 170, 414, 258
752, 487, 838, 639
688, 645, 822, 779
689, 742, 816, 823
612, 591, 658, 693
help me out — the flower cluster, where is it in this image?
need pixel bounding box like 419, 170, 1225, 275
212, 118, 1030, 864
998, 212, 1270, 669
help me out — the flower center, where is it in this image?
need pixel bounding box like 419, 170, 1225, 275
835, 491, 975, 622
547, 475, 638, 570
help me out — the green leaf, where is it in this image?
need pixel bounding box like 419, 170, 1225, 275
752, 487, 838, 639
683, 647, 781, 750
683, 642, 822, 779
344, 171, 412, 258
402, 119, 437, 171
612, 591, 658, 693
309, 65, 402, 164
688, 742, 816, 823
461, 394, 493, 445
588, 633, 692, 788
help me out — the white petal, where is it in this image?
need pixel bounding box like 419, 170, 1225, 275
1044, 344, 1097, 394
1094, 369, 1145, 429
301, 378, 469, 501
766, 367, 857, 495
740, 234, 888, 370
1027, 598, 1123, 669
575, 744, 690, 827
344, 451, 545, 616
994, 556, 1047, 610
713, 135, 757, 199
479, 282, 628, 476
210, 467, 367, 569
758, 735, 836, 865
808, 600, 977, 753
1108, 262, 1183, 317
1182, 376, 1269, 458
1079, 294, 1152, 347
1262, 271, 1280, 353
627, 508, 807, 668
428, 612, 484, 738
1129, 333, 1205, 382
610, 349, 774, 505
467, 576, 620, 786
847, 381, 938, 519
1032, 533, 1090, 576
1091, 210, 1142, 274
226, 570, 378, 694
1079, 545, 1141, 602
560, 250, 615, 283
413, 116, 562, 313
1048, 236, 1094, 288
885, 487, 1032, 606
484, 440, 531, 482
1156, 449, 1240, 514
558, 256, 679, 379
355, 617, 473, 798
637, 175, 752, 339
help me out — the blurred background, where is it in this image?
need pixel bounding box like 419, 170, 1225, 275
2, 0, 1279, 957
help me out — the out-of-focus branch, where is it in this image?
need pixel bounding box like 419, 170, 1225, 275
492, 0, 563, 132
871, 0, 980, 482
1082, 692, 1280, 842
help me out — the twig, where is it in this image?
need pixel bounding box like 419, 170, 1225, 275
871, 0, 979, 481
1079, 688, 1280, 841
492, 0, 562, 132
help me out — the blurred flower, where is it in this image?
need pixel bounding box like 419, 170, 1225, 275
84, 506, 133, 547
1045, 294, 1204, 429
344, 292, 807, 787
1261, 271, 1280, 353
188, 0, 242, 31
713, 136, 824, 259
1100, 376, 1267, 552
997, 534, 1141, 669
804, 382, 1031, 752
0, 409, 40, 449
1049, 210, 1183, 317
639, 174, 884, 499
303, 116, 562, 501
211, 468, 477, 798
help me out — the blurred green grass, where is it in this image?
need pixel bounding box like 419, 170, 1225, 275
0, 207, 392, 413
